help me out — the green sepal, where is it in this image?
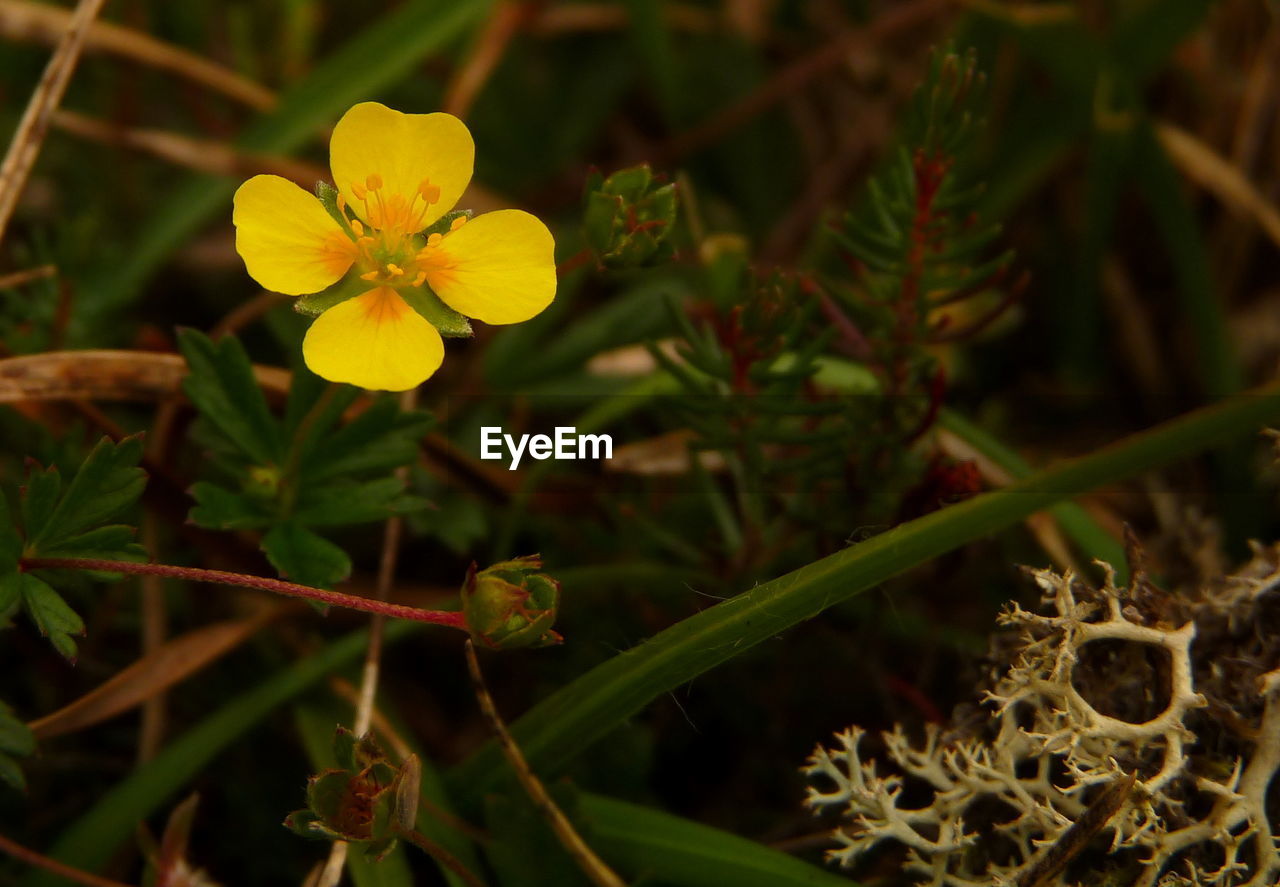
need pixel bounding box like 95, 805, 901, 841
419, 208, 472, 239
400, 286, 472, 338
315, 181, 353, 234
294, 274, 367, 317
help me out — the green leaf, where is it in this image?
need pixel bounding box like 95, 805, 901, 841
20, 463, 61, 547
449, 383, 1280, 806
21, 574, 85, 661
178, 329, 282, 466
187, 482, 274, 530
0, 752, 25, 792
292, 478, 426, 527
582, 793, 858, 887
32, 436, 146, 550
0, 572, 19, 623
261, 523, 351, 589
302, 397, 433, 483
0, 701, 34, 758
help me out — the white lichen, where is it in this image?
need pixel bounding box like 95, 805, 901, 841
804, 544, 1280, 887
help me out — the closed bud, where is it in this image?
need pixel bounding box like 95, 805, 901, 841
461, 555, 562, 650
583, 164, 678, 268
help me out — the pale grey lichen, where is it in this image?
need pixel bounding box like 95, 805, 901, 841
804, 542, 1280, 886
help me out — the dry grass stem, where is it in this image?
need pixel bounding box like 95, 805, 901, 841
465, 640, 627, 887
0, 0, 109, 246
0, 0, 274, 110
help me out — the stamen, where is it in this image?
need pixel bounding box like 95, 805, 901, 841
366, 174, 383, 191
360, 271, 379, 281
386, 263, 404, 278
450, 216, 467, 232
419, 179, 441, 204
411, 270, 427, 287
351, 181, 367, 200
336, 193, 346, 212
426, 233, 443, 247
350, 219, 365, 237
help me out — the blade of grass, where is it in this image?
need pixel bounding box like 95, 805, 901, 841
19, 621, 422, 887
91, 0, 491, 320
580, 793, 857, 887
449, 384, 1280, 806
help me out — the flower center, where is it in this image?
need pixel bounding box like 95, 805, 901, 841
338, 177, 467, 290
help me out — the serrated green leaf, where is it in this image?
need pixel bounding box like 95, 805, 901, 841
187, 482, 274, 530
0, 751, 25, 791
0, 702, 34, 757
261, 523, 351, 589
0, 488, 18, 567
178, 329, 282, 466
302, 398, 433, 483
31, 437, 145, 551
20, 464, 61, 547
21, 574, 85, 660
292, 478, 425, 527
0, 572, 19, 622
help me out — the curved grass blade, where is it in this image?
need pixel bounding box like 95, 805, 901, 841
449, 385, 1280, 806
581, 793, 856, 887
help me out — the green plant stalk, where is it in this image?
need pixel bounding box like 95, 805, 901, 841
449, 385, 1280, 806
20, 622, 421, 887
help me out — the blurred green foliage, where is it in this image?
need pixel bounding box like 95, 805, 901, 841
3, 1, 1280, 885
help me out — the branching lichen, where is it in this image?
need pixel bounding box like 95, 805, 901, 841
804, 542, 1280, 886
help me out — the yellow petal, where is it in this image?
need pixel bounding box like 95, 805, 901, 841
330, 102, 473, 232
233, 175, 355, 295
302, 287, 444, 391
422, 210, 556, 325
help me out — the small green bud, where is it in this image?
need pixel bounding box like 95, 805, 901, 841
583, 164, 678, 268
461, 555, 562, 650
242, 464, 281, 500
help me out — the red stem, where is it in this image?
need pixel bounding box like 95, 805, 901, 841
20, 557, 468, 630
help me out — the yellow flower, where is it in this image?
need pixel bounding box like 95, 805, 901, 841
232, 102, 556, 391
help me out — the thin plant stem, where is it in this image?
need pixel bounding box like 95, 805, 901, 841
20, 557, 468, 630
464, 640, 627, 887
394, 827, 488, 887
320, 387, 420, 887
0, 0, 108, 245
0, 831, 136, 887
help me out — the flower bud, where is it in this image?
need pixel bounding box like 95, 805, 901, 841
283, 729, 412, 860
461, 556, 562, 650
583, 164, 678, 268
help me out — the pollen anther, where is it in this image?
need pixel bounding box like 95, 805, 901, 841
366, 174, 383, 191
